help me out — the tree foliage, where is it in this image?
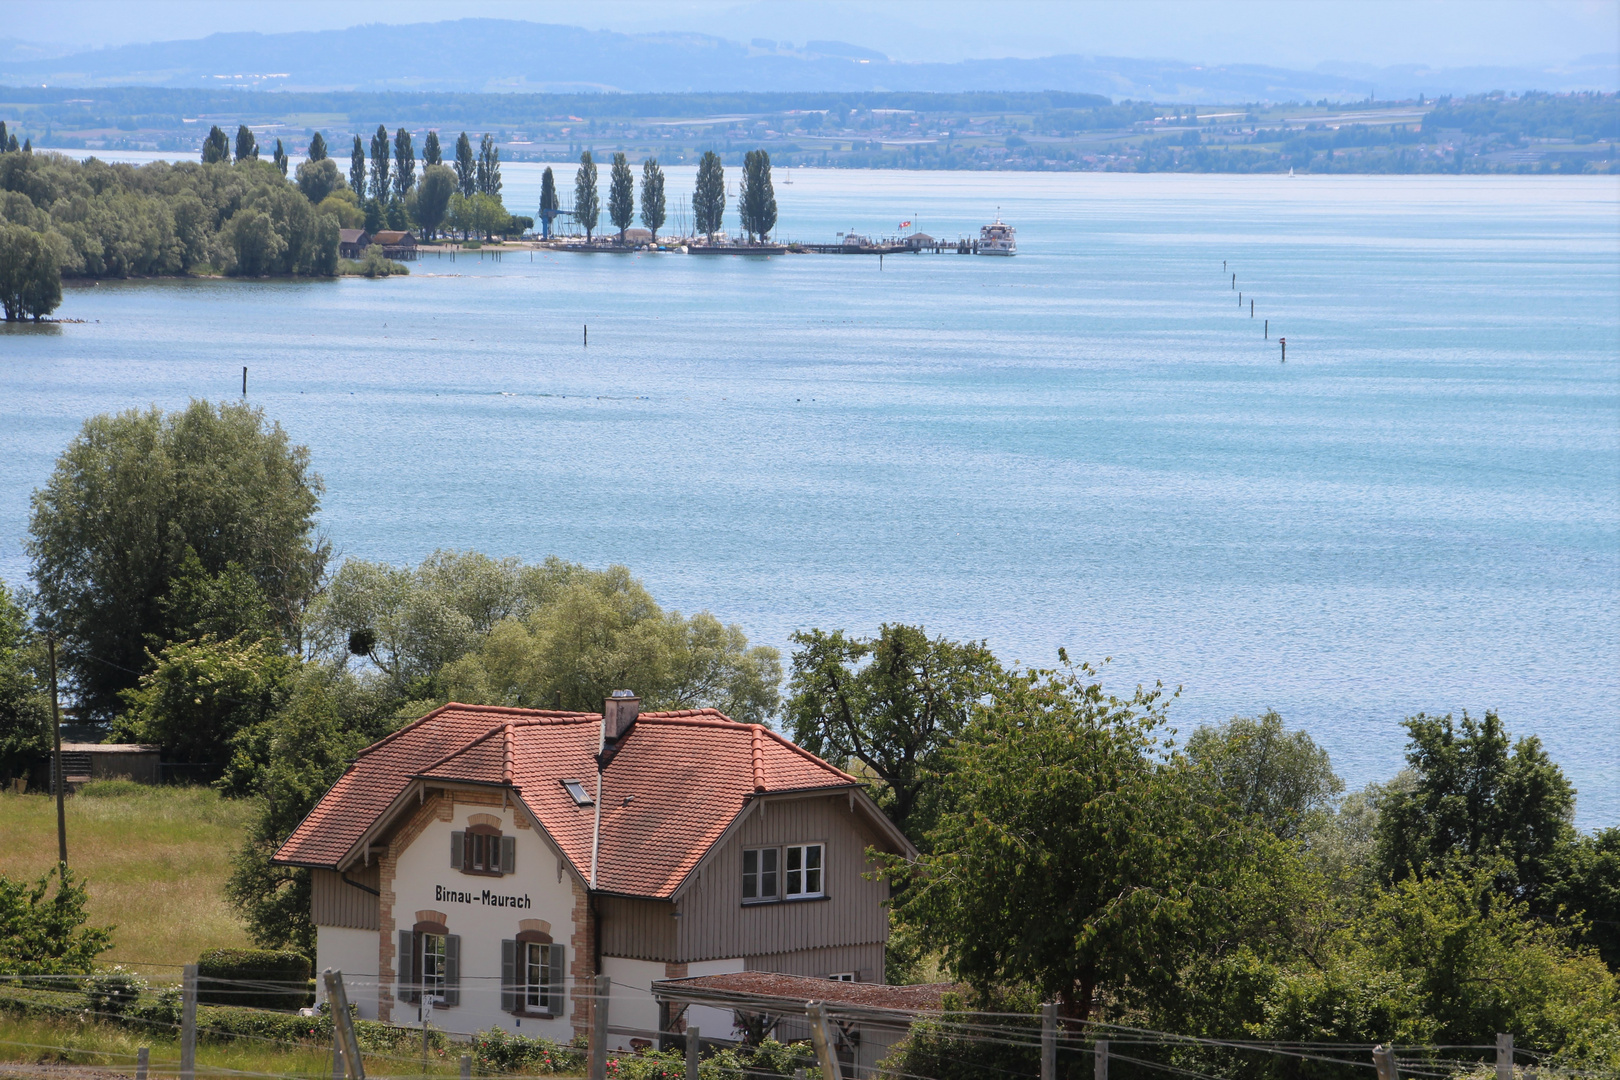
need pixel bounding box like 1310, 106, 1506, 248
738, 148, 777, 240
788, 624, 999, 843
233, 125, 257, 164
392, 127, 415, 201
1187, 709, 1343, 840
693, 150, 725, 238
0, 581, 48, 783
368, 125, 390, 203
421, 130, 441, 167
294, 156, 341, 204
0, 221, 65, 321
639, 157, 665, 240
476, 133, 501, 198
0, 865, 113, 976
573, 151, 600, 239
348, 134, 366, 195
307, 131, 327, 162
608, 152, 634, 240
27, 400, 327, 721
271, 139, 288, 176
415, 163, 455, 239
453, 132, 475, 197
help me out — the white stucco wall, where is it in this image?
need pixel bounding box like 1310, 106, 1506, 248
600, 955, 747, 1049
390, 799, 580, 1040
315, 926, 380, 1019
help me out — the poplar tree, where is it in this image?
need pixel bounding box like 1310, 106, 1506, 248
368, 125, 390, 204
422, 130, 441, 167
693, 150, 726, 240
202, 125, 231, 164
454, 132, 475, 197
234, 124, 258, 163
392, 128, 415, 201
573, 151, 600, 241
740, 149, 778, 241
349, 136, 366, 197
539, 167, 559, 237
639, 157, 666, 242
272, 139, 288, 176
307, 131, 327, 162
608, 152, 634, 243
476, 133, 501, 198
0, 122, 7, 152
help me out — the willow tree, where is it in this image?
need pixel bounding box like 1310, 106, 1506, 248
693, 150, 725, 240
639, 157, 666, 241
574, 151, 600, 241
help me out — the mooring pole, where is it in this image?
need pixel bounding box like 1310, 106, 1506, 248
1265, 319, 1269, 339
1281, 337, 1287, 362
1251, 299, 1255, 317
47, 634, 65, 865
242, 366, 247, 396
584, 324, 588, 347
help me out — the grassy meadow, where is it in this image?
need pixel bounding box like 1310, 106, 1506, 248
0, 781, 256, 978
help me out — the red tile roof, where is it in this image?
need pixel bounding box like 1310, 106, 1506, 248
273, 704, 862, 899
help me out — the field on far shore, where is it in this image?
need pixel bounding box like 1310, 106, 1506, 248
0, 782, 255, 978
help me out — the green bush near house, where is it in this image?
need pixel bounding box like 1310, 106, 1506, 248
196, 948, 310, 1010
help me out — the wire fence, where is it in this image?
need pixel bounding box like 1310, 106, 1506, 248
0, 971, 1603, 1080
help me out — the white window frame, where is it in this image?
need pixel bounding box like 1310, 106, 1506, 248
828, 972, 857, 982
785, 842, 825, 899
523, 941, 554, 1011
419, 932, 447, 1003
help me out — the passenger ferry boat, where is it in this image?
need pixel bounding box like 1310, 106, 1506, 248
978, 215, 1017, 255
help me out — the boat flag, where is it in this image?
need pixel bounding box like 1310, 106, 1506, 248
900, 221, 911, 229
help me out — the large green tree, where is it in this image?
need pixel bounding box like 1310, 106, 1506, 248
574, 151, 600, 240
294, 157, 340, 204
307, 131, 328, 162
422, 130, 441, 167
608, 151, 635, 242
415, 164, 455, 240
27, 401, 328, 721
739, 148, 777, 241
887, 665, 1300, 1023
788, 624, 999, 842
392, 127, 415, 201
234, 124, 258, 164
639, 157, 666, 241
271, 138, 288, 177
348, 135, 366, 197
476, 133, 501, 198
693, 150, 725, 239
201, 126, 230, 164
453, 132, 475, 197
1375, 711, 1575, 902
368, 124, 390, 204
1187, 710, 1343, 840
0, 581, 48, 784
1546, 827, 1620, 971
0, 222, 64, 321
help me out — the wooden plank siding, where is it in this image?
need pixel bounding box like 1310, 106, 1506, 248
311, 865, 381, 929
600, 895, 678, 960
671, 792, 894, 964
746, 943, 885, 983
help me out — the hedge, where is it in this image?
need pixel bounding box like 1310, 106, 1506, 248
195, 948, 311, 1010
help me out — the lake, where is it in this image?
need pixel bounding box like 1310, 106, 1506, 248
2, 164, 1617, 828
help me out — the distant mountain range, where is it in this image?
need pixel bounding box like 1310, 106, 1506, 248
5, 20, 1615, 103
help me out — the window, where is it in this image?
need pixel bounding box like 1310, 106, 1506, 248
562, 780, 594, 806
502, 935, 565, 1015
398, 927, 460, 1007
785, 844, 824, 898
420, 933, 447, 1002
742, 847, 779, 902
829, 972, 857, 982
452, 826, 515, 876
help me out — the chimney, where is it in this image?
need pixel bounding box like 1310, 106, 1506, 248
603, 690, 640, 742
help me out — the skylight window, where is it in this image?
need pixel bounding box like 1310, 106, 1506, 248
562, 780, 594, 806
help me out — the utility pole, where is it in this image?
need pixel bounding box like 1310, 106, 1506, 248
47, 633, 66, 865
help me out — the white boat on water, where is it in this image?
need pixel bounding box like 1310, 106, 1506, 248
978, 215, 1016, 255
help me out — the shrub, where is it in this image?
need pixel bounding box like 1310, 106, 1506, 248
196, 948, 310, 1010
84, 966, 145, 1018
470, 1028, 583, 1075
339, 245, 408, 278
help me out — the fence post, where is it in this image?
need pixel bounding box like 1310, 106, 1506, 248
180, 963, 197, 1080
1040, 1003, 1057, 1080
136, 1047, 148, 1080
807, 1002, 843, 1080
589, 974, 610, 1080
1497, 1034, 1514, 1080
1095, 1037, 1109, 1080
1373, 1044, 1398, 1080
332, 1026, 343, 1080
323, 969, 366, 1080
460, 1054, 471, 1080
685, 1026, 700, 1080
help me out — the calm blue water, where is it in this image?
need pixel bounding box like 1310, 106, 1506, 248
3, 166, 1617, 828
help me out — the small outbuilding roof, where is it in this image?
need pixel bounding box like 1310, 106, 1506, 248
653, 971, 962, 1014
338, 229, 369, 243
370, 230, 416, 245
58, 743, 159, 753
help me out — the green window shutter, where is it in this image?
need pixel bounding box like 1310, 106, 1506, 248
451, 831, 464, 869
547, 944, 565, 1015
501, 835, 516, 875
398, 930, 417, 1004
500, 939, 517, 1013
443, 934, 460, 1007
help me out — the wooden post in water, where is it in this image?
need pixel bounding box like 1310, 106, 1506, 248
1280, 337, 1287, 362
1232, 273, 1236, 289
1251, 299, 1255, 317
1265, 319, 1269, 339
584, 325, 588, 347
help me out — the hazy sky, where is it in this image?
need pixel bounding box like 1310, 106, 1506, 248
11, 0, 1620, 69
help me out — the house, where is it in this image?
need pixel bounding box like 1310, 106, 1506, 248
29, 742, 161, 791
652, 971, 958, 1078
370, 230, 419, 259
338, 229, 370, 259
272, 694, 913, 1048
